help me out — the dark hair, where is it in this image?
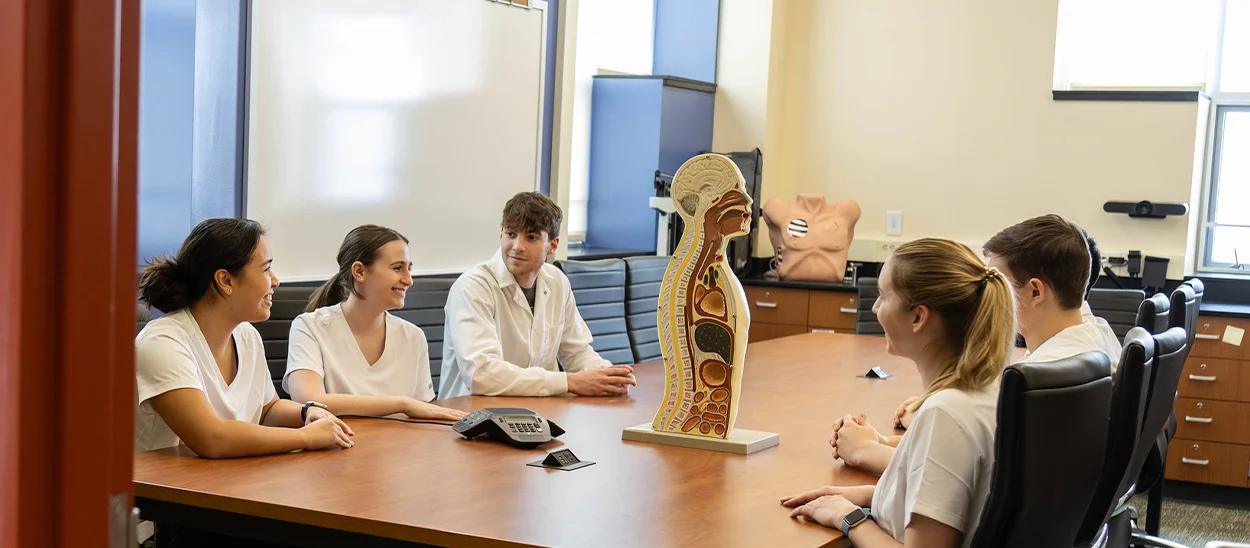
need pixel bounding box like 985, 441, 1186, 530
983, 214, 1090, 310
138, 218, 267, 313
307, 225, 410, 312
501, 191, 562, 239
1083, 229, 1102, 298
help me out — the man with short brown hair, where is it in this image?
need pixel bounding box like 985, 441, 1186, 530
439, 192, 637, 398
982, 214, 1121, 365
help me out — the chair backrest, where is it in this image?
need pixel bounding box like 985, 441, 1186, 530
1088, 289, 1147, 339
1118, 327, 1188, 499
557, 259, 633, 364
855, 278, 884, 336
136, 302, 150, 335
1170, 281, 1202, 347
624, 256, 668, 363
970, 351, 1113, 548
390, 277, 457, 398
1135, 293, 1172, 334
251, 286, 316, 399
1075, 329, 1156, 544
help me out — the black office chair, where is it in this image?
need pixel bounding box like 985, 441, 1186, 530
855, 278, 884, 336
1089, 288, 1148, 339
390, 278, 457, 398
1136, 293, 1172, 335
251, 286, 315, 399
969, 351, 1114, 548
1074, 329, 1155, 547
624, 256, 668, 363
1138, 281, 1203, 535
557, 259, 634, 365
136, 302, 151, 334
1171, 279, 1204, 343
1104, 327, 1189, 548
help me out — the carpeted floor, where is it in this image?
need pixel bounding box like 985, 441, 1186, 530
1128, 495, 1250, 547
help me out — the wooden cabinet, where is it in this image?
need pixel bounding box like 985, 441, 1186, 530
742, 283, 861, 342
1166, 314, 1250, 488
808, 292, 858, 331
1165, 440, 1250, 488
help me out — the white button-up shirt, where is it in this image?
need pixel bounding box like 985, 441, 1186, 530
439, 251, 610, 398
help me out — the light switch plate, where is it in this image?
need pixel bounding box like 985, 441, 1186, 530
885, 210, 902, 236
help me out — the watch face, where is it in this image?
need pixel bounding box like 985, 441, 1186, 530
844, 508, 866, 525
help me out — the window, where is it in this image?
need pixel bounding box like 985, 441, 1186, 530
1201, 1, 1250, 272
1201, 107, 1250, 271
1055, 1, 1250, 273
1053, 0, 1221, 90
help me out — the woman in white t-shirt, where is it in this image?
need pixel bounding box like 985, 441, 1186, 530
779, 239, 1016, 547
135, 218, 355, 457
284, 225, 466, 421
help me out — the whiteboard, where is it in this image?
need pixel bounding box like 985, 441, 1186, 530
246, 0, 547, 281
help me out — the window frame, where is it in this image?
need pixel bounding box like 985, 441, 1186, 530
1198, 104, 1250, 274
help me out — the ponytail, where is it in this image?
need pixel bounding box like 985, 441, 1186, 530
911, 270, 1016, 411
138, 256, 193, 313
307, 275, 348, 312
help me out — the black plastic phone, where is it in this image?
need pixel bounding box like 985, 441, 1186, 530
453, 408, 565, 449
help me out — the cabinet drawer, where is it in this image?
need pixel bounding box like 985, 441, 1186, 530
749, 322, 808, 343
1191, 316, 1250, 360
1174, 398, 1250, 445
1164, 439, 1250, 488
744, 286, 809, 327
808, 291, 858, 330
1178, 356, 1246, 402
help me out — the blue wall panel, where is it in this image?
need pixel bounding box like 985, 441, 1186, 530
138, 0, 196, 264
191, 0, 246, 223
652, 0, 720, 83
586, 78, 664, 251
540, 0, 558, 195
658, 85, 715, 176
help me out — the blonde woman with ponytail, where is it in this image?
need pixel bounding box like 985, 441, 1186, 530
780, 238, 1015, 548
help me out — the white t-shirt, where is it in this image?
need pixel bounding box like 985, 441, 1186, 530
872, 386, 999, 547
134, 309, 276, 452
284, 304, 436, 402
1081, 302, 1122, 363
439, 250, 610, 398
1021, 319, 1123, 372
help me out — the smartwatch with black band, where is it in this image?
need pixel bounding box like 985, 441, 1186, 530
301, 400, 328, 422
841, 507, 873, 537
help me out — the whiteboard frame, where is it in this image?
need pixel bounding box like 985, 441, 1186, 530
240, 0, 550, 281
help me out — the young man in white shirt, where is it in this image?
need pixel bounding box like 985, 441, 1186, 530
833, 215, 1124, 475
439, 192, 637, 398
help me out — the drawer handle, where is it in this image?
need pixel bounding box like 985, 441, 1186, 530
839, 307, 857, 314
1188, 374, 1218, 382
1195, 334, 1220, 340
1185, 416, 1214, 424
1181, 457, 1210, 466
755, 302, 778, 309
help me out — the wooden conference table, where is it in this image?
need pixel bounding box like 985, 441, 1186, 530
134, 333, 921, 548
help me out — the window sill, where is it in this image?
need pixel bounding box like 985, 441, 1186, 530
1052, 90, 1207, 102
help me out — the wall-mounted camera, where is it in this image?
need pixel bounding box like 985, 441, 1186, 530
1103, 200, 1188, 219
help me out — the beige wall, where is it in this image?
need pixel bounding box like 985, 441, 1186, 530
716, 0, 1205, 275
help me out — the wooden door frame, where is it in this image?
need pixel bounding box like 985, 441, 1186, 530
1, 0, 140, 545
